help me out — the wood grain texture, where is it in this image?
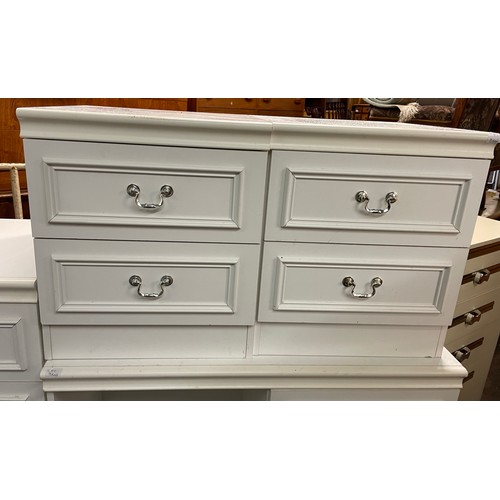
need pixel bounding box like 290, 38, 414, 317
194, 98, 305, 117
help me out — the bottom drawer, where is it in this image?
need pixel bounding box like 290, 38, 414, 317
35, 239, 260, 326
45, 325, 248, 360
258, 242, 467, 326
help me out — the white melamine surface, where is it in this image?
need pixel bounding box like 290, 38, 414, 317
35, 239, 261, 326
0, 303, 42, 380
470, 215, 500, 248
24, 139, 268, 243
39, 348, 466, 396
253, 323, 446, 358
265, 151, 488, 247
0, 381, 44, 401
17, 105, 499, 399
46, 325, 248, 360
258, 241, 467, 326
0, 221, 44, 397
17, 106, 500, 159
0, 219, 35, 279
0, 219, 36, 303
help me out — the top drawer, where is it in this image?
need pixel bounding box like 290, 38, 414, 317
24, 140, 268, 243
265, 151, 489, 247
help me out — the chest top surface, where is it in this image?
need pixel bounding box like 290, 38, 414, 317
470, 216, 500, 249
16, 106, 500, 159
0, 219, 35, 281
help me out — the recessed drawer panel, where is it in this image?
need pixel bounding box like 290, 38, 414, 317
0, 304, 43, 381
265, 151, 488, 247
35, 239, 260, 326
0, 318, 27, 372
24, 140, 268, 243
258, 242, 467, 325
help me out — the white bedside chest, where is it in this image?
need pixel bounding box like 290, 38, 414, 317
16, 106, 499, 400
0, 219, 44, 400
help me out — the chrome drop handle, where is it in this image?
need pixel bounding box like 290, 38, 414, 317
343, 276, 383, 299
129, 275, 173, 298
356, 191, 398, 215
127, 184, 174, 209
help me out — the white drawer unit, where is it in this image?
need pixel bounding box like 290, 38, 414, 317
0, 220, 44, 401
17, 106, 500, 400
445, 216, 500, 400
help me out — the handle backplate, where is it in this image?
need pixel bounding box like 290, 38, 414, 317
342, 276, 383, 299
356, 190, 398, 215
127, 184, 174, 210
129, 274, 173, 298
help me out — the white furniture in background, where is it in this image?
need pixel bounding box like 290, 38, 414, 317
0, 219, 44, 400
16, 106, 500, 400
446, 216, 500, 400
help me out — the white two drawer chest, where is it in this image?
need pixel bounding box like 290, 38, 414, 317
16, 106, 500, 399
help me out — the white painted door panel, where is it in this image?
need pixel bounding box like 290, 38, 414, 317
35, 239, 260, 325
265, 151, 488, 247
24, 140, 268, 243
258, 242, 468, 325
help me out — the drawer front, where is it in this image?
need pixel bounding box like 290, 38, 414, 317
265, 151, 488, 247
448, 287, 500, 346
24, 140, 268, 243
458, 249, 500, 302
464, 248, 500, 275
446, 322, 500, 400
447, 321, 500, 360
35, 239, 260, 326
258, 242, 467, 325
0, 303, 43, 381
